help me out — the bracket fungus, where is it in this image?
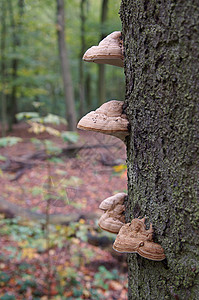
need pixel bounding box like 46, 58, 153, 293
98, 193, 127, 234
99, 192, 127, 211
77, 100, 129, 141
113, 218, 166, 261
83, 31, 124, 67
98, 204, 125, 234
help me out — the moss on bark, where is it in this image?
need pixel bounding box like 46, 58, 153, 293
120, 0, 199, 299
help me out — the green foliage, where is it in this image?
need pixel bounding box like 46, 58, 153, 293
17, 279, 37, 292
0, 216, 42, 238
0, 155, 7, 161
30, 138, 65, 157
19, 107, 79, 147
0, 0, 123, 125
61, 131, 79, 143
0, 137, 22, 148
30, 137, 42, 147
18, 262, 34, 271
43, 140, 62, 155
72, 287, 83, 298
31, 186, 44, 196
48, 157, 64, 163
0, 272, 11, 284
89, 288, 104, 300
0, 294, 16, 300
0, 216, 89, 250
76, 224, 89, 242
0, 2, 126, 297
42, 113, 67, 125
17, 112, 67, 125
15, 112, 40, 121
0, 214, 126, 298
94, 266, 119, 290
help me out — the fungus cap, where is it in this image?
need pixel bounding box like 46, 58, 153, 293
98, 213, 125, 234
99, 192, 127, 211
83, 31, 124, 67
113, 237, 166, 261
112, 218, 166, 261
77, 100, 129, 141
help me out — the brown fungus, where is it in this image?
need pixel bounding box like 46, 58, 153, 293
98, 204, 125, 234
113, 218, 166, 261
77, 100, 129, 141
99, 192, 127, 211
83, 31, 124, 67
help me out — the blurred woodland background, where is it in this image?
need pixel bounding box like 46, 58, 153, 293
0, 0, 125, 134
0, 1, 128, 299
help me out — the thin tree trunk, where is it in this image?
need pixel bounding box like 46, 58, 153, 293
7, 0, 24, 131
79, 0, 86, 116
98, 0, 108, 105
50, 83, 57, 115
120, 0, 199, 299
0, 0, 7, 137
56, 0, 77, 131
85, 72, 91, 109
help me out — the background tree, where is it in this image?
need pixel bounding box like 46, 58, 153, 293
120, 0, 199, 299
56, 0, 77, 131
98, 0, 108, 105
0, 0, 123, 132
7, 0, 24, 130
79, 0, 87, 116
0, 0, 7, 137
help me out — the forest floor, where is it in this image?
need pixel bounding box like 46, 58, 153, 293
0, 122, 128, 300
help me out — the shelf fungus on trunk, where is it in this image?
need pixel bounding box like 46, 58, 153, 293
98, 193, 127, 234
77, 100, 129, 141
83, 31, 124, 67
98, 204, 125, 234
113, 218, 166, 261
99, 192, 127, 211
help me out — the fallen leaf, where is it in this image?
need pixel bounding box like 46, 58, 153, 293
109, 280, 123, 291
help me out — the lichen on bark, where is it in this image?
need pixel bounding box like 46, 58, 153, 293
120, 0, 199, 299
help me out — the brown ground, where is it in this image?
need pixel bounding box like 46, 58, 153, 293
0, 122, 128, 299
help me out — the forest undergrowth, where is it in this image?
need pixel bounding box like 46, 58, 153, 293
0, 123, 128, 300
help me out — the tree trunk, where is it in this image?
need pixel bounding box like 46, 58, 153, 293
98, 0, 108, 105
0, 0, 7, 137
7, 0, 24, 131
85, 72, 91, 109
120, 0, 199, 299
56, 0, 77, 131
79, 0, 86, 117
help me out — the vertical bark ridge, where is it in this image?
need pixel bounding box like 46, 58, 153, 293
120, 0, 199, 299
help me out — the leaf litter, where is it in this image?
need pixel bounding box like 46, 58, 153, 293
0, 123, 128, 299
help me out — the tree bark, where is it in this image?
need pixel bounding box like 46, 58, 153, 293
98, 0, 108, 105
120, 0, 199, 299
56, 0, 77, 131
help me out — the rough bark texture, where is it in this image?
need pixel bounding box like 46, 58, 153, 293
120, 1, 199, 299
